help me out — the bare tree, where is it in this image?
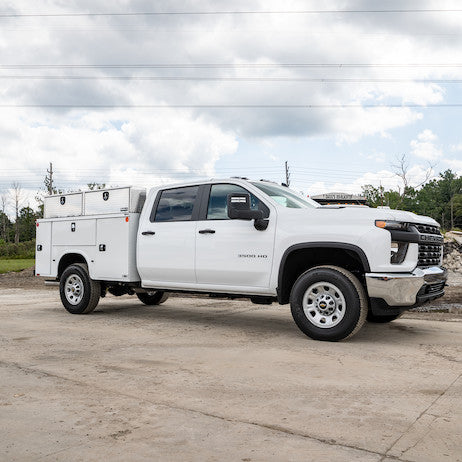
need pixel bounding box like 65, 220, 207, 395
10, 183, 24, 244
391, 154, 434, 204
0, 194, 8, 242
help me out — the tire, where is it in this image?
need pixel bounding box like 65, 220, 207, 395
290, 265, 368, 341
367, 312, 403, 323
59, 263, 101, 314
136, 291, 169, 306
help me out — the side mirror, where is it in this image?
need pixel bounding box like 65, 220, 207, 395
227, 193, 269, 231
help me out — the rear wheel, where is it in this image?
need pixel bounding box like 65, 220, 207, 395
59, 263, 100, 314
290, 266, 367, 341
136, 291, 169, 306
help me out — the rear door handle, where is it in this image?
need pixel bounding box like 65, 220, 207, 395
198, 229, 216, 234
141, 231, 156, 235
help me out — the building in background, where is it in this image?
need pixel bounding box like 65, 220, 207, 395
311, 192, 368, 206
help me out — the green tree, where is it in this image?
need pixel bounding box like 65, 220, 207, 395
363, 169, 462, 230
362, 185, 408, 209
0, 210, 13, 243
415, 170, 462, 229
17, 206, 40, 242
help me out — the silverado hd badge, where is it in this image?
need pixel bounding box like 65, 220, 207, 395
419, 234, 444, 244
238, 254, 268, 258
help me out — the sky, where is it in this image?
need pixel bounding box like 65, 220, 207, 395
1, 0, 462, 216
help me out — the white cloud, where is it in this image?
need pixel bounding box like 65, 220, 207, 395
410, 129, 442, 160
1, 0, 456, 142
450, 143, 462, 152
363, 152, 387, 163
333, 108, 423, 143
302, 164, 436, 196
444, 159, 462, 175
0, 108, 238, 216
1, 0, 462, 218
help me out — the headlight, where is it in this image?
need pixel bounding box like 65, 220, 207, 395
375, 220, 408, 231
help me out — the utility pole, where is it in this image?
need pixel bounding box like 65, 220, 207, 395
46, 162, 53, 195
284, 161, 290, 187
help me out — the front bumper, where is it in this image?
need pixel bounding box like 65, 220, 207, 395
365, 266, 447, 307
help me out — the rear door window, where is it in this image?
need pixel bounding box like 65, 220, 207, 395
151, 186, 199, 222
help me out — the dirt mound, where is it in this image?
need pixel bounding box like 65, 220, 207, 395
443, 240, 462, 288
0, 267, 52, 289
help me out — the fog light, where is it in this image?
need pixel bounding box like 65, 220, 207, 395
391, 241, 408, 264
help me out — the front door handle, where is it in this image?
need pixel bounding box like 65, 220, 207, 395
198, 229, 216, 234
141, 231, 156, 235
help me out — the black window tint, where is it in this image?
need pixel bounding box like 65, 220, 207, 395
207, 184, 269, 220
154, 186, 199, 222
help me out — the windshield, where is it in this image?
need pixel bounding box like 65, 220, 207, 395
251, 182, 319, 208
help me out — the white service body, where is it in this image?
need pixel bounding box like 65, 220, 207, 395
36, 187, 145, 282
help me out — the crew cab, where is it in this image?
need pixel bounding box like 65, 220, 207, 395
35, 179, 447, 341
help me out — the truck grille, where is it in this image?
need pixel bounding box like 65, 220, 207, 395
414, 223, 443, 267
418, 243, 443, 267
415, 224, 440, 235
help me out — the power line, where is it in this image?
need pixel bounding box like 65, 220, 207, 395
1, 28, 461, 38
2, 63, 462, 69
1, 9, 462, 18
1, 75, 462, 83
0, 104, 461, 109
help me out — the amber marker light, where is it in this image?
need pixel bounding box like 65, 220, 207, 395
375, 220, 387, 228
125, 217, 129, 222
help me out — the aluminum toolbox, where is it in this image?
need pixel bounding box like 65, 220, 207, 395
84, 187, 146, 215
43, 187, 146, 218
44, 192, 83, 218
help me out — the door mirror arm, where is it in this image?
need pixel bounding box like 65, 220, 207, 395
254, 218, 269, 231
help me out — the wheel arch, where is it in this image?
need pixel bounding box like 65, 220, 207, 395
57, 252, 89, 280
277, 243, 371, 305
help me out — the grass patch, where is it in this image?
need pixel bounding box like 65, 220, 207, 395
0, 259, 35, 274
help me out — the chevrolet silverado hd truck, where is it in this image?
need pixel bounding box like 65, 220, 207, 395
35, 179, 447, 341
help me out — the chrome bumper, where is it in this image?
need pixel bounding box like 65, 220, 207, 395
365, 266, 447, 307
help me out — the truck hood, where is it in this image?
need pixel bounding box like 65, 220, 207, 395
309, 206, 440, 227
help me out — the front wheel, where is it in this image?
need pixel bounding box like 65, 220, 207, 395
290, 266, 367, 341
59, 263, 101, 314
136, 291, 169, 306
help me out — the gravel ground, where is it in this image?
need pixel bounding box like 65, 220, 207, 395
1, 287, 461, 461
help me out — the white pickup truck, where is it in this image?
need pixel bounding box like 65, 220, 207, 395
36, 179, 447, 341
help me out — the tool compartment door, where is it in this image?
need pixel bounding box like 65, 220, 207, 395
53, 219, 96, 246
93, 216, 135, 281
35, 221, 52, 276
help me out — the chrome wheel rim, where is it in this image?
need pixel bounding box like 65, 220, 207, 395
64, 274, 84, 305
302, 282, 346, 328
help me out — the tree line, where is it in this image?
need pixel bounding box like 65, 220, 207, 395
362, 169, 462, 230
1, 168, 461, 246
0, 183, 41, 244
0, 181, 106, 245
